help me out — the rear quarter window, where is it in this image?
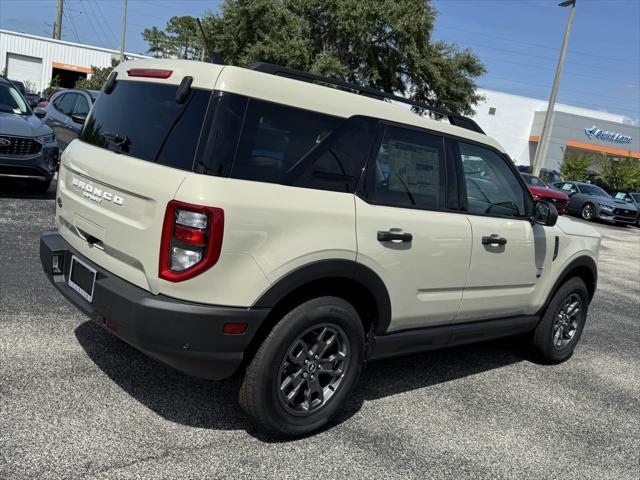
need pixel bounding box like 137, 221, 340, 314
80, 80, 211, 170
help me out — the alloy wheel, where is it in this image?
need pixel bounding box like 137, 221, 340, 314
581, 204, 593, 220
277, 324, 350, 415
551, 293, 582, 350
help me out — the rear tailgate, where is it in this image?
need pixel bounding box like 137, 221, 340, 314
57, 140, 186, 293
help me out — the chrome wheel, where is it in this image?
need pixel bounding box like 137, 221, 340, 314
277, 324, 350, 415
581, 204, 594, 220
552, 294, 582, 350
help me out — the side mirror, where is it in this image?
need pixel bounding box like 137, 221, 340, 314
33, 107, 46, 119
531, 200, 558, 227
71, 113, 87, 125
29, 98, 38, 108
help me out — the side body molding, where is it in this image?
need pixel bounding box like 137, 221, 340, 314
253, 259, 393, 334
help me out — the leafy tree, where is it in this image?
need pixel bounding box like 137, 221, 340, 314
560, 154, 592, 182
143, 16, 203, 59
75, 58, 120, 90
43, 75, 61, 97
145, 0, 486, 115
597, 155, 640, 191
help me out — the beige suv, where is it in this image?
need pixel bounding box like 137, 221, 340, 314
40, 59, 601, 436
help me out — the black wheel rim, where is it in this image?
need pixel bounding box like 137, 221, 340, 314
552, 293, 582, 350
277, 324, 350, 415
582, 204, 593, 220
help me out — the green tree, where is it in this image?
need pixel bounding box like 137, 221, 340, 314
43, 75, 61, 97
145, 0, 486, 115
75, 58, 120, 90
560, 154, 592, 182
143, 16, 203, 59
597, 155, 640, 191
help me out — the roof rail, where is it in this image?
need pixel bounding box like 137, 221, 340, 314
247, 62, 485, 135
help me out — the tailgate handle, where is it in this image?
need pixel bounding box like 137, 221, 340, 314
77, 228, 104, 250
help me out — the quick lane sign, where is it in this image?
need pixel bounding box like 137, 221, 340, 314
585, 125, 632, 144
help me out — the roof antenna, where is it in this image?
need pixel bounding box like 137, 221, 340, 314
197, 18, 224, 65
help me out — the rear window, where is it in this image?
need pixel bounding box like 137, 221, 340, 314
80, 80, 211, 170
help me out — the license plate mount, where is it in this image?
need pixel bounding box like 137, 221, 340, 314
68, 255, 97, 303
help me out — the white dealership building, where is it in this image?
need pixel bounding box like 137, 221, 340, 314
471, 89, 639, 172
0, 29, 146, 93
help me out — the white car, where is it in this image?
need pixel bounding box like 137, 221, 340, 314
40, 59, 601, 436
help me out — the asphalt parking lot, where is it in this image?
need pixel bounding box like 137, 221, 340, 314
1, 179, 639, 480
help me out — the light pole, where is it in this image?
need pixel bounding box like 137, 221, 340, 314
532, 0, 577, 177
119, 0, 128, 62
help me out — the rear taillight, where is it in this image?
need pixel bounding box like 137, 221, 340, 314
159, 200, 224, 282
127, 68, 173, 79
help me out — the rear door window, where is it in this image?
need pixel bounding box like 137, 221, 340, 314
366, 125, 446, 210
73, 95, 90, 116
80, 80, 211, 171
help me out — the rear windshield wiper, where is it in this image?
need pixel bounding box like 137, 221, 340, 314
101, 131, 130, 151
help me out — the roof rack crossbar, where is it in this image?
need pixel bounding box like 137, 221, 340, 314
247, 62, 485, 135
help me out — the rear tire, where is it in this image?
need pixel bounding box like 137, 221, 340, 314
531, 277, 589, 364
239, 296, 365, 437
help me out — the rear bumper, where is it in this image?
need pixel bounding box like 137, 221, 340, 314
40, 230, 269, 380
0, 147, 58, 181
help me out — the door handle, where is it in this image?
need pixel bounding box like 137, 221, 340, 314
377, 230, 413, 243
482, 234, 507, 246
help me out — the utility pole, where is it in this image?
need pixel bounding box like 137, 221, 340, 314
119, 0, 128, 61
532, 0, 577, 177
53, 0, 63, 40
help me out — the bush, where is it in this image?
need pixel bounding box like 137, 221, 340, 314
560, 154, 591, 181
597, 157, 640, 191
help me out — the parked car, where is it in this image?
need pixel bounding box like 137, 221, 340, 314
0, 76, 59, 192
42, 88, 99, 151
521, 173, 569, 214
37, 87, 66, 109
517, 165, 563, 184
8, 79, 43, 108
40, 59, 601, 437
610, 191, 640, 227
552, 181, 638, 226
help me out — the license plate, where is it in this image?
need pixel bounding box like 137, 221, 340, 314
68, 256, 97, 303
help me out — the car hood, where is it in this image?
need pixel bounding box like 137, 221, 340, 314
529, 185, 568, 200
591, 195, 639, 211
556, 216, 601, 238
0, 111, 53, 137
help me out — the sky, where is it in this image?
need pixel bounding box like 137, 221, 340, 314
1, 0, 639, 120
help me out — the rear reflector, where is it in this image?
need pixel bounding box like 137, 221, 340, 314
172, 224, 206, 245
127, 68, 173, 79
223, 323, 248, 335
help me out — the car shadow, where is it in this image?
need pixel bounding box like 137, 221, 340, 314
75, 321, 528, 442
0, 177, 56, 199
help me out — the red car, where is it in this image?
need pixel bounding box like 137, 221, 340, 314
522, 173, 569, 215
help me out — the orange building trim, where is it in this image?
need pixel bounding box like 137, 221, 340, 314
565, 140, 640, 159
52, 62, 92, 74
529, 135, 540, 142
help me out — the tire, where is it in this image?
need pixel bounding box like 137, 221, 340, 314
239, 296, 365, 437
531, 277, 589, 364
581, 203, 594, 221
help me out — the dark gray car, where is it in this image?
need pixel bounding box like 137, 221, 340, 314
552, 181, 638, 226
611, 191, 640, 227
42, 88, 98, 151
0, 76, 59, 192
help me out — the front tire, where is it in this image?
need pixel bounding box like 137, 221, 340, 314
531, 277, 589, 363
581, 203, 594, 221
239, 296, 365, 437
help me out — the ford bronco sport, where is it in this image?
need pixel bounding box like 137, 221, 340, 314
40, 59, 601, 437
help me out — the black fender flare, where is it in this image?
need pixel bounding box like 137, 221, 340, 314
253, 259, 392, 334
537, 255, 598, 316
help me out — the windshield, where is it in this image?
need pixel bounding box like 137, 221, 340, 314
580, 184, 609, 197
0, 82, 29, 115
523, 174, 546, 187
